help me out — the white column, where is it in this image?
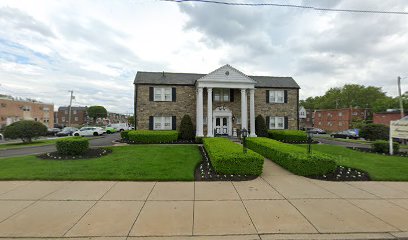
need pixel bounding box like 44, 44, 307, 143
207, 88, 213, 137
249, 89, 257, 137
196, 87, 204, 137
241, 89, 248, 132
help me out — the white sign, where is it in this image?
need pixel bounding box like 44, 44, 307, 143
390, 119, 408, 155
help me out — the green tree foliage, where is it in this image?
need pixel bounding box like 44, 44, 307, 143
127, 115, 135, 126
300, 84, 405, 113
255, 115, 268, 137
3, 120, 47, 143
87, 106, 107, 124
179, 115, 194, 140
359, 124, 389, 141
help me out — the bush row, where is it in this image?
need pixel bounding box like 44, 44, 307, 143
267, 130, 307, 143
56, 137, 89, 155
127, 130, 179, 143
246, 137, 336, 176
203, 138, 264, 176
371, 140, 399, 154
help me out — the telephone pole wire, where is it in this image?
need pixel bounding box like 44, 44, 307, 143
68, 90, 74, 127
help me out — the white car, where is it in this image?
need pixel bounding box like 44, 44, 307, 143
73, 127, 105, 137
108, 123, 132, 132
0, 133, 3, 141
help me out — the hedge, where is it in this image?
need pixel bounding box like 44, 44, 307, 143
56, 137, 89, 156
120, 130, 130, 141
360, 124, 389, 141
268, 130, 307, 143
203, 138, 264, 175
127, 130, 179, 144
371, 140, 399, 154
247, 137, 336, 176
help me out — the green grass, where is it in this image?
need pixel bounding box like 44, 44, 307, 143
0, 145, 202, 181
303, 144, 408, 181
0, 138, 64, 150
316, 136, 408, 149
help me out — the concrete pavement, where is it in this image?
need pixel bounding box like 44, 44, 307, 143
0, 161, 408, 239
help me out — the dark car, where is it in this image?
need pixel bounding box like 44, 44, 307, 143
306, 127, 326, 134
47, 128, 61, 136
56, 127, 78, 137
330, 130, 359, 139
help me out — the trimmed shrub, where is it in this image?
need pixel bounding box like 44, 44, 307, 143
360, 124, 389, 141
255, 115, 268, 137
120, 130, 130, 141
247, 137, 336, 176
56, 137, 89, 156
127, 130, 179, 144
4, 120, 47, 143
268, 130, 307, 143
195, 136, 203, 144
203, 138, 264, 175
179, 115, 195, 140
371, 140, 399, 154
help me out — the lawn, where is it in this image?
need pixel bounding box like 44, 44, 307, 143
305, 144, 408, 181
316, 136, 408, 149
0, 138, 65, 150
0, 145, 202, 181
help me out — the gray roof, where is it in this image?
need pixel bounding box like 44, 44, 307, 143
134, 71, 300, 89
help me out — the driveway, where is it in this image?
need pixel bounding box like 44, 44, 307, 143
0, 161, 407, 239
0, 133, 120, 158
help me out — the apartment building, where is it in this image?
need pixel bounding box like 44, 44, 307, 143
313, 108, 370, 132
57, 106, 88, 127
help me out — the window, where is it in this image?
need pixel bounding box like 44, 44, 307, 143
318, 113, 322, 117
236, 116, 241, 124
269, 117, 284, 129
318, 121, 322, 125
328, 121, 332, 126
352, 112, 358, 116
153, 117, 172, 130
43, 118, 49, 123
339, 122, 343, 126
269, 90, 284, 103
62, 117, 66, 122
338, 112, 343, 117
74, 117, 78, 121
328, 113, 332, 118
22, 106, 31, 111
154, 87, 172, 101
73, 110, 77, 115
0, 103, 6, 107
214, 89, 230, 102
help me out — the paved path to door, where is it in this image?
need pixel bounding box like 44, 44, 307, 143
1, 161, 408, 239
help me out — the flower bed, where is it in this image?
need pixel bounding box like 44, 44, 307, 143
268, 130, 308, 143
247, 137, 336, 176
203, 138, 264, 176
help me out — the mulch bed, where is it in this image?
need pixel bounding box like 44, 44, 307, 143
37, 148, 112, 160
308, 165, 371, 181
116, 139, 197, 144
194, 146, 258, 181
347, 146, 408, 157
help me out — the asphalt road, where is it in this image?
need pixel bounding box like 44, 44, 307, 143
0, 133, 120, 158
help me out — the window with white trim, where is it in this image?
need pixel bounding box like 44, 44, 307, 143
214, 89, 230, 102
153, 116, 172, 130
269, 117, 284, 129
269, 90, 284, 103
154, 88, 172, 101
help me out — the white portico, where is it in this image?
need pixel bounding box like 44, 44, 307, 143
195, 65, 257, 138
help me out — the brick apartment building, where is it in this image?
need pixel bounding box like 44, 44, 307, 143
0, 96, 54, 129
373, 111, 406, 127
56, 106, 88, 127
313, 108, 370, 132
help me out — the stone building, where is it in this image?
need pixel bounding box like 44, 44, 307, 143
133, 65, 300, 137
0, 96, 54, 129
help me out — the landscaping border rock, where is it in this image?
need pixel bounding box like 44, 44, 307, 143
308, 165, 371, 181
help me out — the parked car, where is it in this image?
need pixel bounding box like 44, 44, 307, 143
108, 123, 131, 132
47, 128, 61, 136
330, 129, 359, 139
104, 126, 117, 134
0, 133, 3, 141
305, 127, 326, 134
73, 127, 105, 137
56, 127, 78, 137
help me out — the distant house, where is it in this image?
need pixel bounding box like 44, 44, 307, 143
57, 106, 88, 127
373, 111, 406, 127
313, 108, 370, 132
133, 64, 300, 137
298, 106, 314, 130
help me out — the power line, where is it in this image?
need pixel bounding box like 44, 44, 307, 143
162, 0, 408, 15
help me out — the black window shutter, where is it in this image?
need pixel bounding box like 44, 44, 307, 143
172, 116, 176, 130
172, 88, 176, 102
149, 87, 153, 101
230, 89, 234, 102
266, 90, 270, 103
149, 116, 153, 130
284, 90, 288, 103
284, 116, 289, 129
266, 116, 270, 129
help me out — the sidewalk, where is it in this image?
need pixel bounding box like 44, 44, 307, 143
0, 160, 407, 239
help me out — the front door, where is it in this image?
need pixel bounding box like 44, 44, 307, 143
215, 117, 228, 135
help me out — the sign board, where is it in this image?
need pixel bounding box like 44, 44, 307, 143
390, 120, 408, 139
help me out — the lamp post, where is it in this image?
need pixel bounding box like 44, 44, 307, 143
241, 128, 248, 154
307, 130, 314, 154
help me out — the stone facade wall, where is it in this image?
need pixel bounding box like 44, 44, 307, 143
136, 85, 299, 132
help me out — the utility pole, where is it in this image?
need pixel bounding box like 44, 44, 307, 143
68, 90, 74, 127
398, 76, 404, 119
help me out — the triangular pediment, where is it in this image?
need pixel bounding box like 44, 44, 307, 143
196, 64, 256, 84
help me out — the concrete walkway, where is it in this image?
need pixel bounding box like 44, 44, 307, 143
0, 161, 408, 239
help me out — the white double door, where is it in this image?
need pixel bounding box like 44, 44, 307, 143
214, 116, 230, 135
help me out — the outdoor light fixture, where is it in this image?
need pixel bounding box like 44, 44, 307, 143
241, 128, 248, 154
307, 130, 314, 154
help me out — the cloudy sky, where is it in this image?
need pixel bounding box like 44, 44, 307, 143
0, 0, 408, 113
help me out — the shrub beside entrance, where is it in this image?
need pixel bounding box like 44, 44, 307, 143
268, 130, 307, 143
247, 137, 336, 176
56, 137, 89, 155
127, 130, 179, 143
203, 138, 264, 175
371, 140, 399, 154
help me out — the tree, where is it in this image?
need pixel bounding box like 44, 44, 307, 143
87, 106, 107, 124
4, 120, 47, 143
359, 124, 389, 141
127, 115, 135, 126
255, 115, 268, 137
179, 115, 194, 140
